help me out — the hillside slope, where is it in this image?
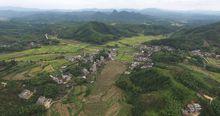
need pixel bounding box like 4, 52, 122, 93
58, 21, 134, 44
151, 22, 220, 52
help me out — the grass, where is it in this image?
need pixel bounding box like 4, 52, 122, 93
106, 35, 164, 47
0, 35, 162, 63
0, 43, 96, 61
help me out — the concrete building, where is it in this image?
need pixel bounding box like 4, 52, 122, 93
36, 96, 53, 109
1, 82, 7, 87
18, 89, 33, 100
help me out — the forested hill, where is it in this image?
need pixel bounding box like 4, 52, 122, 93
58, 21, 176, 44
58, 21, 129, 44
150, 22, 220, 52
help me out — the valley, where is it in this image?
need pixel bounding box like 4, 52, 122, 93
0, 6, 220, 116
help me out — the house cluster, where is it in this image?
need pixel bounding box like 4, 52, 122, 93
182, 102, 202, 116
80, 52, 114, 79
65, 49, 117, 79
65, 49, 116, 63
65, 55, 82, 62
50, 74, 72, 85
191, 50, 220, 59
18, 89, 53, 109
130, 45, 174, 70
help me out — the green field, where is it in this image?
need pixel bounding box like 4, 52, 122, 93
0, 35, 162, 64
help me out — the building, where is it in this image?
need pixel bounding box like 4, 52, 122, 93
36, 96, 53, 109
182, 102, 202, 116
90, 62, 97, 73
65, 55, 82, 62
216, 55, 220, 59
50, 74, 72, 85
124, 71, 131, 75
82, 68, 90, 76
18, 89, 33, 100
1, 82, 7, 87
130, 62, 141, 70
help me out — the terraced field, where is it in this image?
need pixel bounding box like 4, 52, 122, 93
80, 61, 129, 116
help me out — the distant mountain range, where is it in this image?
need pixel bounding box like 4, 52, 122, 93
1, 6, 220, 26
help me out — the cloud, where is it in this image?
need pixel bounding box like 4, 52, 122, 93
0, 0, 219, 11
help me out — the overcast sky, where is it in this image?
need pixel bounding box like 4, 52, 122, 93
0, 0, 220, 11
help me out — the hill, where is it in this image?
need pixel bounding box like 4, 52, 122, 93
58, 21, 133, 44
58, 21, 176, 44
0, 21, 60, 53
150, 22, 220, 52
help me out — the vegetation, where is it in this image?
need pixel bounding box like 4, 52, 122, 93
0, 8, 220, 116
58, 21, 174, 44
150, 22, 220, 52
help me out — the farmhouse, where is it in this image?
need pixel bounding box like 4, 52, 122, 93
90, 62, 97, 73
1, 82, 7, 87
108, 48, 117, 60
36, 96, 53, 109
182, 102, 202, 116
124, 71, 131, 75
18, 89, 34, 100
82, 68, 90, 76
100, 56, 105, 61
81, 76, 87, 79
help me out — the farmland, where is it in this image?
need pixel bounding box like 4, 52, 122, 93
0, 35, 161, 115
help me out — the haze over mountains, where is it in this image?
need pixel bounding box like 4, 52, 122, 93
1, 6, 220, 25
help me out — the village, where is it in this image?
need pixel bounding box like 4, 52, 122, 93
0, 41, 219, 115
129, 45, 174, 70
5, 48, 118, 109
191, 49, 220, 59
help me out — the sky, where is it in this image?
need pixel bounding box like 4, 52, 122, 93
0, 0, 220, 11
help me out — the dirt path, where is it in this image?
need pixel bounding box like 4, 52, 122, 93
80, 61, 127, 116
